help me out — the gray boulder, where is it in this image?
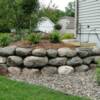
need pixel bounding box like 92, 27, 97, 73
77, 49, 88, 57
58, 66, 74, 75
47, 49, 57, 58
0, 65, 8, 76
0, 57, 6, 64
92, 48, 100, 55
24, 56, 48, 67
75, 65, 89, 72
7, 56, 23, 66
21, 68, 40, 79
16, 48, 32, 56
41, 66, 58, 76
32, 48, 46, 57
0, 46, 15, 56
49, 57, 67, 66
58, 48, 77, 57
67, 57, 83, 66
94, 56, 100, 63
83, 57, 94, 65
8, 67, 21, 76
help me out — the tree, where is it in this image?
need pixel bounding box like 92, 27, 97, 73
65, 1, 75, 17
0, 0, 40, 34
39, 8, 65, 23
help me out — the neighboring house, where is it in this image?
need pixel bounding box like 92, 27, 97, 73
57, 16, 75, 34
36, 17, 55, 33
76, 0, 100, 47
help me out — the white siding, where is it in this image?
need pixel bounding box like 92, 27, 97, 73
78, 0, 100, 34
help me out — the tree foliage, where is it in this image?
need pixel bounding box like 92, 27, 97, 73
65, 1, 75, 17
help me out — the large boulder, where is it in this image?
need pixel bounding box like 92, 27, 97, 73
41, 66, 58, 76
21, 68, 40, 79
75, 65, 89, 72
16, 48, 32, 56
67, 57, 83, 66
7, 56, 23, 66
0, 65, 8, 76
49, 57, 67, 66
83, 57, 94, 65
0, 46, 16, 56
58, 66, 74, 75
24, 56, 48, 68
8, 67, 21, 76
92, 48, 100, 55
0, 57, 6, 64
94, 56, 100, 63
76, 48, 89, 58
58, 48, 77, 57
32, 48, 46, 57
47, 49, 57, 58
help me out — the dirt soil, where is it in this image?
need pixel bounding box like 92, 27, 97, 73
11, 40, 78, 49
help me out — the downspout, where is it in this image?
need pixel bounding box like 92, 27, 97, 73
75, 0, 79, 37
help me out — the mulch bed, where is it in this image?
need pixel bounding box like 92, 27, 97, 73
11, 40, 77, 49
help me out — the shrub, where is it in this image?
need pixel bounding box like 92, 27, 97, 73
54, 24, 62, 30
50, 31, 61, 43
0, 33, 12, 46
25, 33, 42, 44
61, 33, 74, 39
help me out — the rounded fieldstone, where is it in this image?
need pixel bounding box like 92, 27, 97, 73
7, 56, 23, 66
21, 68, 40, 79
94, 56, 100, 63
0, 65, 8, 76
67, 57, 83, 66
77, 49, 88, 57
47, 49, 57, 58
41, 66, 58, 76
92, 48, 100, 55
0, 46, 16, 56
49, 57, 67, 66
0, 57, 6, 64
58, 66, 74, 75
32, 48, 46, 57
16, 48, 32, 56
83, 57, 94, 65
58, 48, 77, 57
8, 67, 21, 76
75, 65, 89, 72
24, 56, 48, 68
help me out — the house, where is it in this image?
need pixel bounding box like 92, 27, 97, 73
36, 17, 55, 33
57, 16, 75, 34
75, 0, 100, 47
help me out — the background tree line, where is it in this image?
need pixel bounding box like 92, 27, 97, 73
0, 0, 75, 33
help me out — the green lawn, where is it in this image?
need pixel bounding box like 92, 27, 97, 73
0, 76, 90, 100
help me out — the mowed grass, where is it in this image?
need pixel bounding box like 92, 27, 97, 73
0, 76, 90, 100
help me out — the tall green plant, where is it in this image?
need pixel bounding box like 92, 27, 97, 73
50, 31, 61, 43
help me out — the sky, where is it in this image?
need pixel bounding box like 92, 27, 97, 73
39, 0, 74, 11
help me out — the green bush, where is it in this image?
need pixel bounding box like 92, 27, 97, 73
54, 24, 62, 30
25, 33, 42, 44
0, 33, 12, 46
61, 33, 74, 39
50, 31, 61, 43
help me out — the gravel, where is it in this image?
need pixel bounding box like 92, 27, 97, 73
10, 70, 100, 100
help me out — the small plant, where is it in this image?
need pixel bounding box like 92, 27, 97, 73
61, 33, 74, 39
0, 33, 12, 46
54, 24, 62, 30
25, 33, 42, 44
50, 31, 61, 43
